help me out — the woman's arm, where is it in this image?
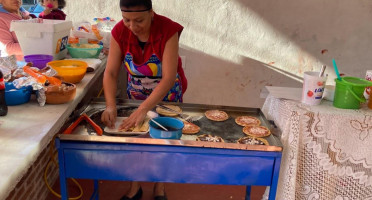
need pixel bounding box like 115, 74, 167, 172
101, 37, 123, 128
0, 20, 22, 57
120, 33, 179, 130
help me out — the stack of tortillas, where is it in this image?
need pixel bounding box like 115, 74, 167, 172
156, 105, 182, 117
204, 110, 229, 121
242, 125, 271, 138
235, 116, 261, 127
196, 134, 224, 142
182, 121, 200, 135
237, 136, 268, 145
118, 117, 150, 132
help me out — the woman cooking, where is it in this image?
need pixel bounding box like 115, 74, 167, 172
0, 0, 36, 60
101, 0, 187, 199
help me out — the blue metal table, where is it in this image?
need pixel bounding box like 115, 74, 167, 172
56, 135, 282, 200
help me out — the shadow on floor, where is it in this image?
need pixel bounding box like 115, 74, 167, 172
46, 179, 266, 200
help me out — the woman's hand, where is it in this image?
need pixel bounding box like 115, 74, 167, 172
101, 106, 117, 129
119, 107, 148, 131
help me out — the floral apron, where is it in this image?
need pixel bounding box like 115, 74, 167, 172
124, 32, 182, 102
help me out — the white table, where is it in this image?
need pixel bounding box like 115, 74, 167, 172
0, 58, 106, 200
262, 88, 372, 200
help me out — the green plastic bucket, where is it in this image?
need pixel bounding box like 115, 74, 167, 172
333, 77, 372, 109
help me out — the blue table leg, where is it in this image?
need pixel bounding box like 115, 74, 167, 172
57, 139, 68, 200
268, 157, 282, 200
245, 186, 251, 200
90, 180, 99, 200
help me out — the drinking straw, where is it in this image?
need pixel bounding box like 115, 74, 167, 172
332, 59, 342, 80
319, 65, 326, 77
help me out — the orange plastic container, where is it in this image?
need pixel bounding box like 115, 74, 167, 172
47, 60, 88, 83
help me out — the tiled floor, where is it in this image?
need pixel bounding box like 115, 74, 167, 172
46, 179, 266, 200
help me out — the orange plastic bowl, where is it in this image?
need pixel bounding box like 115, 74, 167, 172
47, 60, 88, 83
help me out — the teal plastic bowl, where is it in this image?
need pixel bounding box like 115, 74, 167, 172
67, 44, 103, 58
149, 117, 184, 139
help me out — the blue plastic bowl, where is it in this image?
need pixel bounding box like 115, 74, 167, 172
149, 117, 184, 139
5, 82, 33, 106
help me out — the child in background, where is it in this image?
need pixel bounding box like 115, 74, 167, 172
38, 0, 66, 20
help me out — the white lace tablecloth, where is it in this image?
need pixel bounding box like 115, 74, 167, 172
262, 94, 372, 200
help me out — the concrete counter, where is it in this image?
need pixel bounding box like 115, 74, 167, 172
0, 58, 106, 200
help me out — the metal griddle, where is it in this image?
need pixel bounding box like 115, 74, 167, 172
60, 98, 282, 152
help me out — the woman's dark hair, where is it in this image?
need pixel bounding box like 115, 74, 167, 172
120, 0, 152, 10
39, 0, 66, 9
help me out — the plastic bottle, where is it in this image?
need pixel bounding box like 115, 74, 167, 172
0, 70, 8, 116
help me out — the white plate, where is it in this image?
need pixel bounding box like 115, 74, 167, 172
104, 117, 148, 135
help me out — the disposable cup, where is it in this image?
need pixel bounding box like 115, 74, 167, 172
323, 85, 335, 101
301, 71, 327, 105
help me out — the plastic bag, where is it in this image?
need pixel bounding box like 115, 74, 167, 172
94, 17, 116, 32
12, 64, 59, 106
0, 55, 18, 81
71, 18, 116, 47
71, 21, 97, 40
95, 17, 116, 48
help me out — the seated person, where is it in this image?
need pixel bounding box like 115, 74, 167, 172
38, 0, 66, 20
0, 0, 36, 60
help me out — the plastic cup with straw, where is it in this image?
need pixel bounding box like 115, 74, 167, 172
332, 59, 342, 81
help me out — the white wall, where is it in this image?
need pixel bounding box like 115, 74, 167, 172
64, 0, 372, 108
